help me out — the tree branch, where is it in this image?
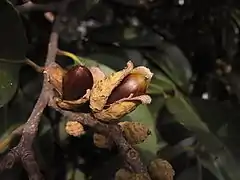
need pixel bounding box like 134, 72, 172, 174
51, 104, 150, 178
0, 0, 72, 179
16, 1, 59, 13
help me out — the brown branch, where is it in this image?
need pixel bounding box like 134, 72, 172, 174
0, 0, 72, 179
51, 104, 150, 178
16, 1, 60, 13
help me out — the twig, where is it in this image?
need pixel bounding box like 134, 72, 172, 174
16, 1, 60, 13
0, 58, 44, 73
25, 59, 44, 73
51, 104, 150, 178
0, 0, 72, 179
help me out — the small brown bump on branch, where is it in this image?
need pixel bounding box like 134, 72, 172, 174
65, 121, 85, 137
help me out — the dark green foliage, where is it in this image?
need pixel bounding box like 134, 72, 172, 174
0, 0, 240, 179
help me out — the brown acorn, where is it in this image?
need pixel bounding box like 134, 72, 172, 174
107, 73, 148, 105
63, 65, 94, 100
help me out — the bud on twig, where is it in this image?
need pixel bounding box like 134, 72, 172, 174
65, 121, 85, 137
148, 159, 175, 180
93, 133, 113, 149
115, 169, 149, 180
119, 122, 151, 145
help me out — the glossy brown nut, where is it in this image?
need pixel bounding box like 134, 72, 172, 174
106, 73, 147, 105
63, 65, 94, 100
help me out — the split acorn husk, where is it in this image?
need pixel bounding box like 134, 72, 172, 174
90, 61, 153, 122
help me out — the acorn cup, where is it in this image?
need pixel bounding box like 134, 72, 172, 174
90, 61, 153, 122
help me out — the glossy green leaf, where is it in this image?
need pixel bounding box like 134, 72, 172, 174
0, 0, 27, 61
0, 62, 20, 107
88, 25, 163, 47
143, 42, 192, 93
165, 94, 240, 180
109, 0, 148, 7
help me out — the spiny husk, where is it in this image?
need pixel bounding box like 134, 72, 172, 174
65, 121, 85, 137
118, 122, 151, 145
148, 159, 175, 180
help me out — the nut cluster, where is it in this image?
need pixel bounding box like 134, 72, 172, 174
45, 61, 153, 121
45, 60, 153, 163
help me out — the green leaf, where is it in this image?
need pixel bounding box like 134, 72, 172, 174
0, 61, 20, 107
143, 42, 192, 93
148, 72, 176, 95
0, 0, 27, 61
88, 25, 163, 47
165, 94, 240, 180
128, 105, 167, 163
109, 0, 148, 7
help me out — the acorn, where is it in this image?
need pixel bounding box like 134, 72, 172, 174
107, 73, 148, 105
63, 65, 94, 101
